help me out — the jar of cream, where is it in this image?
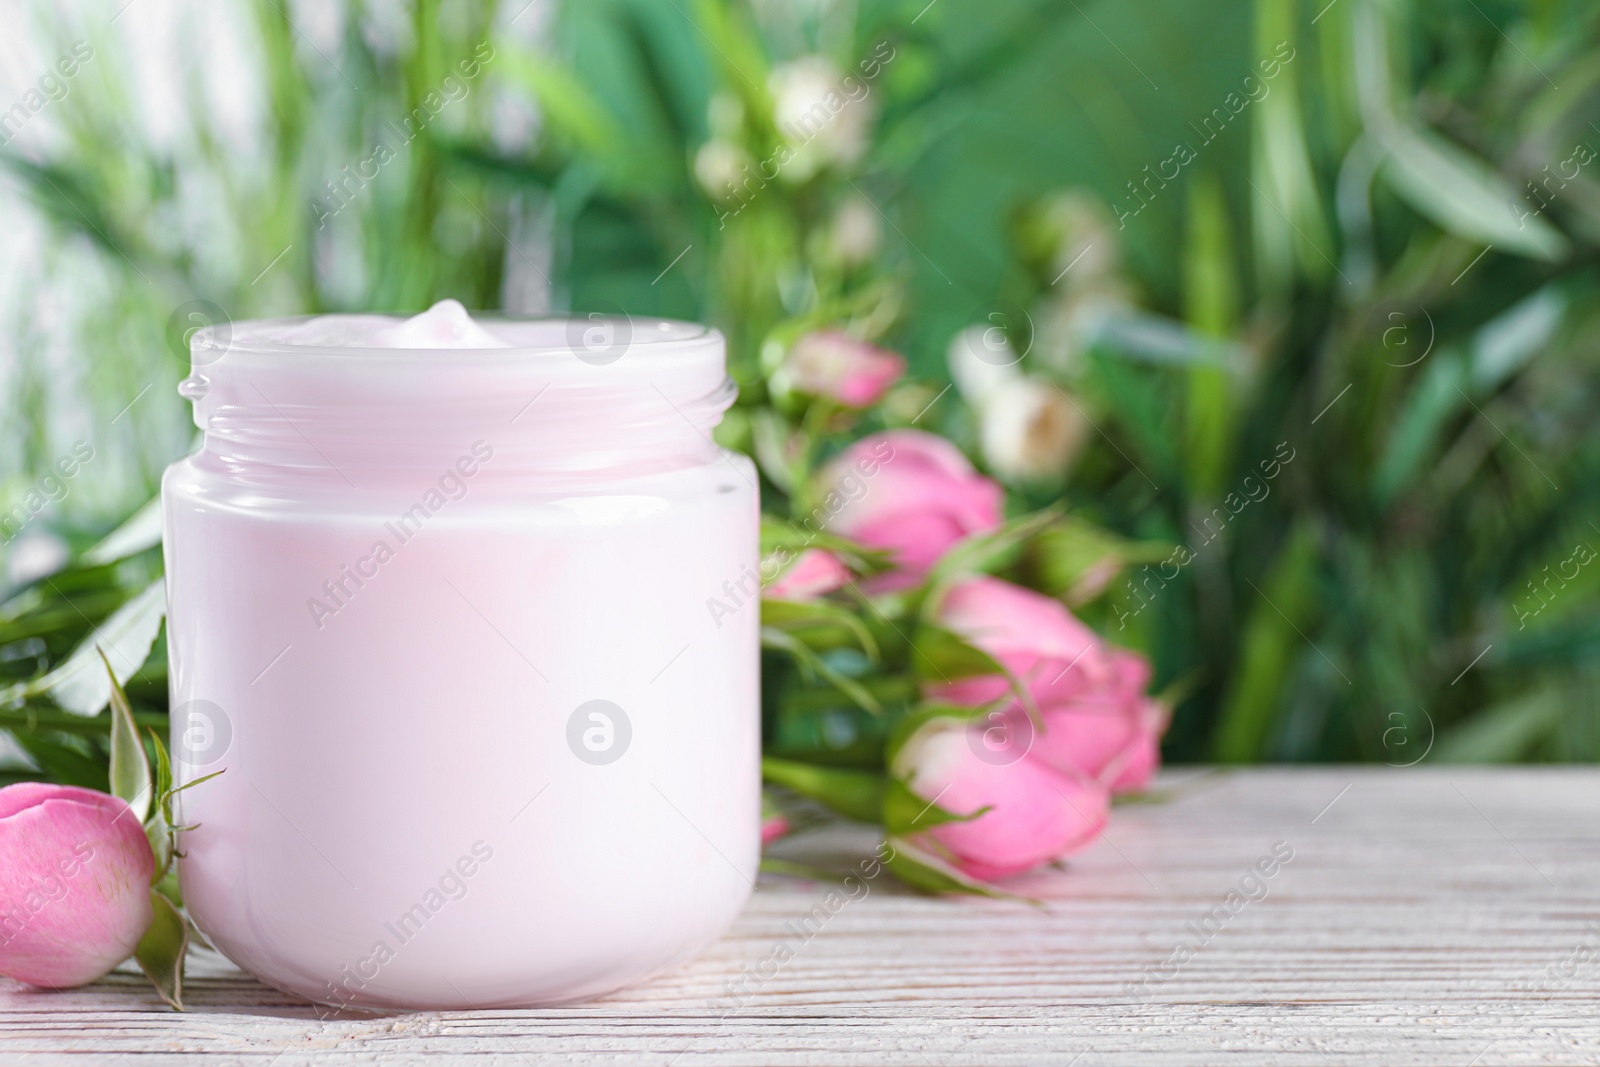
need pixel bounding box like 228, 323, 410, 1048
162, 301, 759, 1009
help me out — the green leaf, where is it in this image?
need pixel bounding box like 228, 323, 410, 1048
154, 868, 212, 951
135, 890, 187, 1011
759, 857, 856, 880
759, 516, 888, 575
882, 776, 987, 836
1025, 517, 1172, 606
1434, 688, 1563, 763
145, 728, 174, 880
1251, 0, 1332, 285
1373, 353, 1469, 506
1183, 174, 1241, 499
1087, 309, 1245, 369
1212, 523, 1323, 762
1183, 174, 1241, 338
907, 623, 1006, 683
761, 757, 885, 822
925, 507, 1063, 588
689, 0, 771, 114
81, 497, 163, 566
1496, 614, 1600, 668
154, 867, 182, 909
750, 410, 799, 494
1375, 285, 1565, 506
8, 733, 108, 791
1376, 120, 1568, 261
1085, 350, 1179, 484
166, 768, 225, 800
881, 835, 1027, 900
906, 623, 1041, 729
148, 726, 172, 801
101, 648, 152, 825
6, 580, 167, 716
762, 699, 893, 768
0, 157, 148, 266
496, 50, 632, 180
1467, 286, 1565, 394
145, 804, 172, 878
761, 597, 880, 660
1154, 669, 1203, 714
761, 627, 883, 715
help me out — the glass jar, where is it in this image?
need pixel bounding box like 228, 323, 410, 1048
162, 313, 759, 1009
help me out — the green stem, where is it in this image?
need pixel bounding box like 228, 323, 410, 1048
0, 705, 167, 735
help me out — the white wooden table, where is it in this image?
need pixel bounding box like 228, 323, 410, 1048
4, 767, 1598, 1065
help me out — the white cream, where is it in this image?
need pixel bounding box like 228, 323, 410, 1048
272, 299, 512, 349
363, 299, 512, 348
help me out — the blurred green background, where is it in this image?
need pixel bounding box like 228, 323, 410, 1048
1, 0, 1597, 779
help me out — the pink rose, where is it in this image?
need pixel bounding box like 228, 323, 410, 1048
1026, 649, 1164, 792
822, 430, 1003, 584
0, 783, 155, 988
893, 718, 1108, 882
765, 549, 850, 601
783, 330, 905, 407
760, 814, 791, 847
929, 576, 1164, 793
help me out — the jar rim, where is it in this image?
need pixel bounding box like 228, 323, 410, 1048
196, 313, 717, 361
181, 312, 734, 479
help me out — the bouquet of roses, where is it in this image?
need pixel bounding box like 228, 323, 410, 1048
744, 325, 1173, 895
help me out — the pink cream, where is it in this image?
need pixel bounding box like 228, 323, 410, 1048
163, 303, 759, 1008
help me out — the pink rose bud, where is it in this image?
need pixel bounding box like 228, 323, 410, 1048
929, 577, 1164, 793
894, 718, 1109, 882
760, 792, 792, 847
822, 430, 1003, 585
760, 814, 792, 847
0, 783, 155, 988
782, 330, 906, 408
765, 549, 850, 601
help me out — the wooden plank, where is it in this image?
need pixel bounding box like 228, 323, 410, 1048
4, 767, 1599, 1065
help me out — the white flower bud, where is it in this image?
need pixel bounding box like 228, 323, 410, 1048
977, 377, 1087, 485
827, 197, 881, 267
947, 324, 1022, 406
694, 140, 751, 201
769, 56, 873, 182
